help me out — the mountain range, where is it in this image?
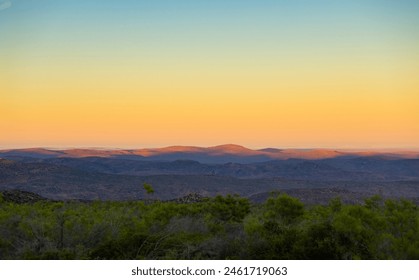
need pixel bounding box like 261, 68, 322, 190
1, 145, 418, 203
1, 144, 418, 163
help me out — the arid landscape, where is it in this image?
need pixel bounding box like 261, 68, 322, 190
1, 145, 418, 203
1, 151, 418, 259
1, 0, 418, 262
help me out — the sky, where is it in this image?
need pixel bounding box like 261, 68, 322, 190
1, 0, 418, 149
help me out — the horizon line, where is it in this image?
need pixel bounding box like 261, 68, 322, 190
1, 144, 419, 152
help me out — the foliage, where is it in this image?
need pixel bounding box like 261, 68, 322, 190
0, 193, 417, 259
143, 183, 154, 195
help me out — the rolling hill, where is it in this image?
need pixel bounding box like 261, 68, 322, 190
2, 145, 418, 163
1, 145, 419, 203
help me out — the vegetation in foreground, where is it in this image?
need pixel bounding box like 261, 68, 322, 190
0, 192, 418, 260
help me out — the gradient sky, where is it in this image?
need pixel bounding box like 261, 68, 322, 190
1, 0, 418, 149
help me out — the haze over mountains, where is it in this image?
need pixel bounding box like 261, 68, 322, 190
1, 145, 419, 203
1, 144, 418, 163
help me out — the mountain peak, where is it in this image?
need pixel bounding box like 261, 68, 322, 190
208, 144, 251, 152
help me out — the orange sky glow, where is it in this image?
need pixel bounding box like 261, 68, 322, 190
1, 1, 418, 149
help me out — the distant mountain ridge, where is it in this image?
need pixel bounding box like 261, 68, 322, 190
1, 144, 418, 164
1, 145, 418, 203
1, 150, 419, 202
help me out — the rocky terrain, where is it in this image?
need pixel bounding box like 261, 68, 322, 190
1, 146, 418, 203
0, 189, 49, 204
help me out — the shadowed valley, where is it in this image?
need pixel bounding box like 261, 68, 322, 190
1, 146, 418, 203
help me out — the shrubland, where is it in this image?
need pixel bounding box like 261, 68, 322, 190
0, 192, 417, 259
